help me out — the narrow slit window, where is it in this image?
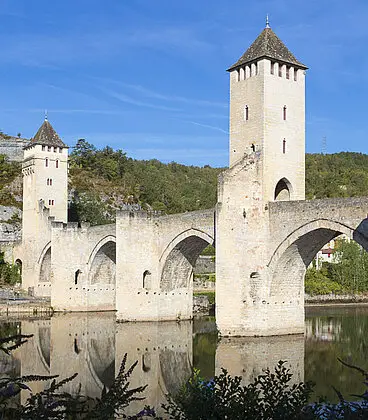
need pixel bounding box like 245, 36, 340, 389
283, 106, 287, 121
56, 160, 59, 168
50, 179, 52, 186
244, 105, 249, 121
45, 158, 48, 167
270, 61, 274, 75
42, 145, 45, 151
286, 66, 290, 79
294, 69, 298, 81
283, 139, 286, 154
278, 65, 282, 77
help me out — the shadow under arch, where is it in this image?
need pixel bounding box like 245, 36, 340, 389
38, 243, 52, 283
87, 235, 116, 285
274, 177, 293, 201
160, 229, 214, 292
268, 218, 368, 299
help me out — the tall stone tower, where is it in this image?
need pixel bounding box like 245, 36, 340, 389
216, 21, 308, 336
227, 20, 307, 202
21, 118, 68, 294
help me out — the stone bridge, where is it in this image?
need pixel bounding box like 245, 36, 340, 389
46, 208, 215, 320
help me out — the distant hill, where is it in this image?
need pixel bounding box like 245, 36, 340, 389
1, 137, 368, 225
305, 152, 368, 199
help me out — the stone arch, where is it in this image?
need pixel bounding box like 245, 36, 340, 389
39, 244, 51, 283
268, 219, 368, 299
88, 236, 116, 285
274, 177, 293, 201
160, 229, 214, 292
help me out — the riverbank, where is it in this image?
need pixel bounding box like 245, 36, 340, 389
305, 293, 368, 305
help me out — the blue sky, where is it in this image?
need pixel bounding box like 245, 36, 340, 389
1, 0, 368, 167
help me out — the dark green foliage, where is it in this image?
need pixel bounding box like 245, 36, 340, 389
0, 154, 21, 207
200, 245, 215, 256
306, 239, 368, 295
305, 266, 344, 295
69, 142, 222, 222
69, 192, 113, 226
162, 361, 313, 420
194, 291, 215, 305
332, 240, 368, 292
305, 152, 368, 199
0, 251, 21, 285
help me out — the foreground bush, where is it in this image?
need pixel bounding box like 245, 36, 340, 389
162, 361, 313, 420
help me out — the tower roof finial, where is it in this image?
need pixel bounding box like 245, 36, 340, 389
266, 14, 270, 28
44, 109, 48, 121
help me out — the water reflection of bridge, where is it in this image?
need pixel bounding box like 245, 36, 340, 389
13, 314, 304, 417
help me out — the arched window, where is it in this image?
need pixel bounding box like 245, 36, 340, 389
283, 106, 287, 121
143, 270, 152, 289
294, 69, 298, 81
75, 269, 82, 285
244, 105, 249, 121
45, 158, 48, 167
50, 178, 52, 186
286, 66, 290, 79
283, 138, 286, 154
56, 160, 59, 168
47, 178, 49, 186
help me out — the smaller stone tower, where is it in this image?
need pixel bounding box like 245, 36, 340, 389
21, 118, 68, 294
22, 118, 68, 232
227, 20, 307, 202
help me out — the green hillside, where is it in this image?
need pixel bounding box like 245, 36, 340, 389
2, 141, 368, 224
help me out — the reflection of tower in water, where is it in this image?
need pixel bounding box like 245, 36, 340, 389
216, 334, 305, 385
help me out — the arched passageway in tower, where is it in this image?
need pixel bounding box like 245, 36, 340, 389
160, 232, 214, 292
89, 240, 116, 285
269, 219, 368, 300
274, 178, 292, 201
39, 247, 51, 283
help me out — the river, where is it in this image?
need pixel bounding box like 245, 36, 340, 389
0, 305, 367, 416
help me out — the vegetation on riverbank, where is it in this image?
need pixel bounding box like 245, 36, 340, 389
306, 239, 368, 295
0, 252, 21, 285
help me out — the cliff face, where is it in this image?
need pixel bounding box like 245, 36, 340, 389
0, 135, 29, 162
0, 206, 21, 242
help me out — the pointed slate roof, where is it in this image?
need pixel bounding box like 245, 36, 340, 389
25, 119, 68, 149
227, 27, 307, 71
